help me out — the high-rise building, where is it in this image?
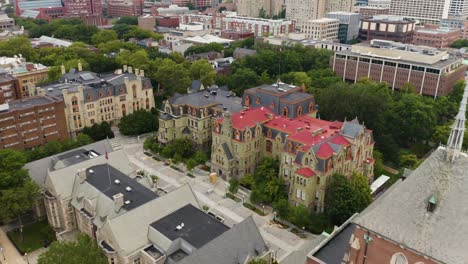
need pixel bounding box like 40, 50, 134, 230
236, 0, 284, 18
62, 0, 102, 16
389, 0, 450, 24
285, 0, 325, 24
325, 11, 360, 43
449, 0, 468, 17
107, 0, 143, 17
325, 0, 355, 14
367, 0, 391, 7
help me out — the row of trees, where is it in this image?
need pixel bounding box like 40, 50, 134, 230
118, 110, 159, 136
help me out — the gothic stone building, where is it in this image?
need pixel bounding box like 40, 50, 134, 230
211, 107, 374, 211
37, 65, 154, 136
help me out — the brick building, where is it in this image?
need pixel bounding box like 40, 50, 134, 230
107, 0, 143, 17
359, 15, 415, 43
358, 6, 389, 19
413, 27, 461, 49
37, 64, 155, 136
15, 0, 65, 21
62, 0, 102, 16
0, 95, 67, 150
220, 30, 254, 40
0, 74, 20, 102
331, 39, 466, 97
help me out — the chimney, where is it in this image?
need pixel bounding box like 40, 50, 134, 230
124, 76, 129, 84
123, 65, 128, 72
113, 193, 124, 212
135, 68, 139, 76
77, 169, 87, 183
128, 67, 133, 74
61, 64, 66, 75
78, 61, 83, 72
140, 70, 144, 77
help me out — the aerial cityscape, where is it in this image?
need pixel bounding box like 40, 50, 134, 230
0, 0, 467, 263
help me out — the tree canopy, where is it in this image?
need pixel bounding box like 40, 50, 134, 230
82, 122, 115, 141
38, 234, 107, 264
190, 59, 216, 86
118, 109, 158, 136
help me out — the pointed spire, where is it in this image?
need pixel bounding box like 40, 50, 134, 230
446, 81, 468, 162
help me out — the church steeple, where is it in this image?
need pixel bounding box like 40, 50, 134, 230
446, 80, 468, 162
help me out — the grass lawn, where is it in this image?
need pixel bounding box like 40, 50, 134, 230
7, 220, 56, 254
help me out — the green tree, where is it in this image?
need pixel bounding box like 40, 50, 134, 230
399, 153, 419, 168
91, 30, 118, 45
450, 39, 468, 48
118, 110, 158, 136
82, 122, 115, 141
114, 16, 138, 25
38, 234, 107, 264
227, 68, 259, 95
229, 178, 240, 194
326, 174, 372, 225
0, 36, 38, 61
154, 59, 191, 95
280, 71, 311, 88
248, 259, 268, 264
184, 43, 224, 57
0, 181, 41, 225
190, 59, 216, 86
0, 149, 30, 189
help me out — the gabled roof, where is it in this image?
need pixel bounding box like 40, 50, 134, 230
226, 107, 274, 130
295, 167, 316, 178
316, 143, 334, 159
341, 118, 364, 138
177, 216, 269, 264
353, 147, 468, 263
190, 80, 203, 92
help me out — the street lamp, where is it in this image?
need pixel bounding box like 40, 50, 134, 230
24, 253, 29, 264
0, 247, 5, 260
273, 211, 277, 222
262, 205, 265, 214
302, 226, 305, 235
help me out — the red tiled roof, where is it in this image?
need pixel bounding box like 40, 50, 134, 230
329, 135, 350, 146
316, 143, 334, 158
218, 107, 274, 130
295, 167, 316, 178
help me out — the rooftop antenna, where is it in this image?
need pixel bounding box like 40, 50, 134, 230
446, 79, 468, 162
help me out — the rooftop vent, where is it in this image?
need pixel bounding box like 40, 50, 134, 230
175, 223, 185, 231
114, 179, 120, 184
124, 200, 131, 205
125, 186, 132, 192
427, 195, 437, 212
75, 155, 81, 159
88, 169, 94, 174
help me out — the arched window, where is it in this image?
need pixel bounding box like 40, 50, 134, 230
71, 96, 79, 113
390, 253, 408, 264
256, 126, 261, 137
308, 102, 315, 113
235, 130, 240, 140
295, 144, 299, 153
246, 130, 251, 140
132, 85, 137, 99
282, 107, 288, 117
287, 142, 293, 152
297, 106, 303, 116
245, 96, 251, 107
266, 140, 272, 153
267, 129, 272, 138
107, 90, 112, 96
305, 157, 309, 165
99, 91, 103, 98
255, 97, 261, 105
146, 98, 150, 110
121, 104, 126, 116
269, 101, 275, 109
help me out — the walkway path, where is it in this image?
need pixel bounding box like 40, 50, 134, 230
0, 227, 26, 264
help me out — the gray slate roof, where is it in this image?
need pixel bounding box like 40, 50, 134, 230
177, 216, 269, 264
25, 140, 113, 189
168, 87, 242, 112
353, 147, 468, 264
341, 118, 363, 138
222, 143, 234, 160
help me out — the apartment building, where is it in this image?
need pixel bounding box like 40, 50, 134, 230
325, 12, 360, 43
172, 0, 211, 8
358, 6, 389, 19
37, 65, 154, 136
236, 0, 284, 18
0, 95, 68, 150
285, 0, 325, 23
62, 0, 102, 16
331, 39, 466, 97
107, 0, 143, 17
158, 82, 243, 149
367, 0, 391, 8
359, 15, 415, 43
299, 18, 339, 40
413, 27, 460, 48
43, 149, 273, 264
211, 108, 374, 211
324, 0, 355, 14
222, 15, 294, 37
441, 18, 468, 39
258, 35, 352, 52
389, 0, 450, 24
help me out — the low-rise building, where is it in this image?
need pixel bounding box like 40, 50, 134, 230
211, 108, 374, 211
258, 35, 352, 52
220, 30, 254, 40
0, 55, 49, 98
331, 39, 466, 97
37, 65, 155, 136
359, 15, 415, 43
107, 0, 143, 17
0, 74, 20, 102
233, 47, 257, 59
325, 12, 360, 43
358, 6, 390, 19
413, 27, 461, 48
0, 13, 15, 30
0, 95, 68, 150
299, 18, 339, 40
158, 83, 242, 149
43, 149, 273, 264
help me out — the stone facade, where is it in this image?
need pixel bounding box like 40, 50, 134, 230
37, 65, 154, 136
211, 107, 374, 211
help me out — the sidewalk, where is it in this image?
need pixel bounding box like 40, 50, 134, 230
0, 227, 26, 264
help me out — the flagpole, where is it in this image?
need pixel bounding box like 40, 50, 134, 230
106, 149, 111, 186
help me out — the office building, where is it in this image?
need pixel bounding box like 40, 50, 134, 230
359, 15, 415, 43
325, 12, 360, 43
413, 27, 460, 48
299, 18, 339, 40
37, 65, 155, 136
0, 95, 68, 150
285, 0, 325, 24
331, 39, 466, 97
389, 0, 450, 24
358, 6, 389, 18
107, 0, 143, 17
236, 0, 284, 18
367, 0, 391, 8
324, 0, 355, 14
43, 149, 273, 264
222, 15, 294, 37
62, 0, 102, 16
